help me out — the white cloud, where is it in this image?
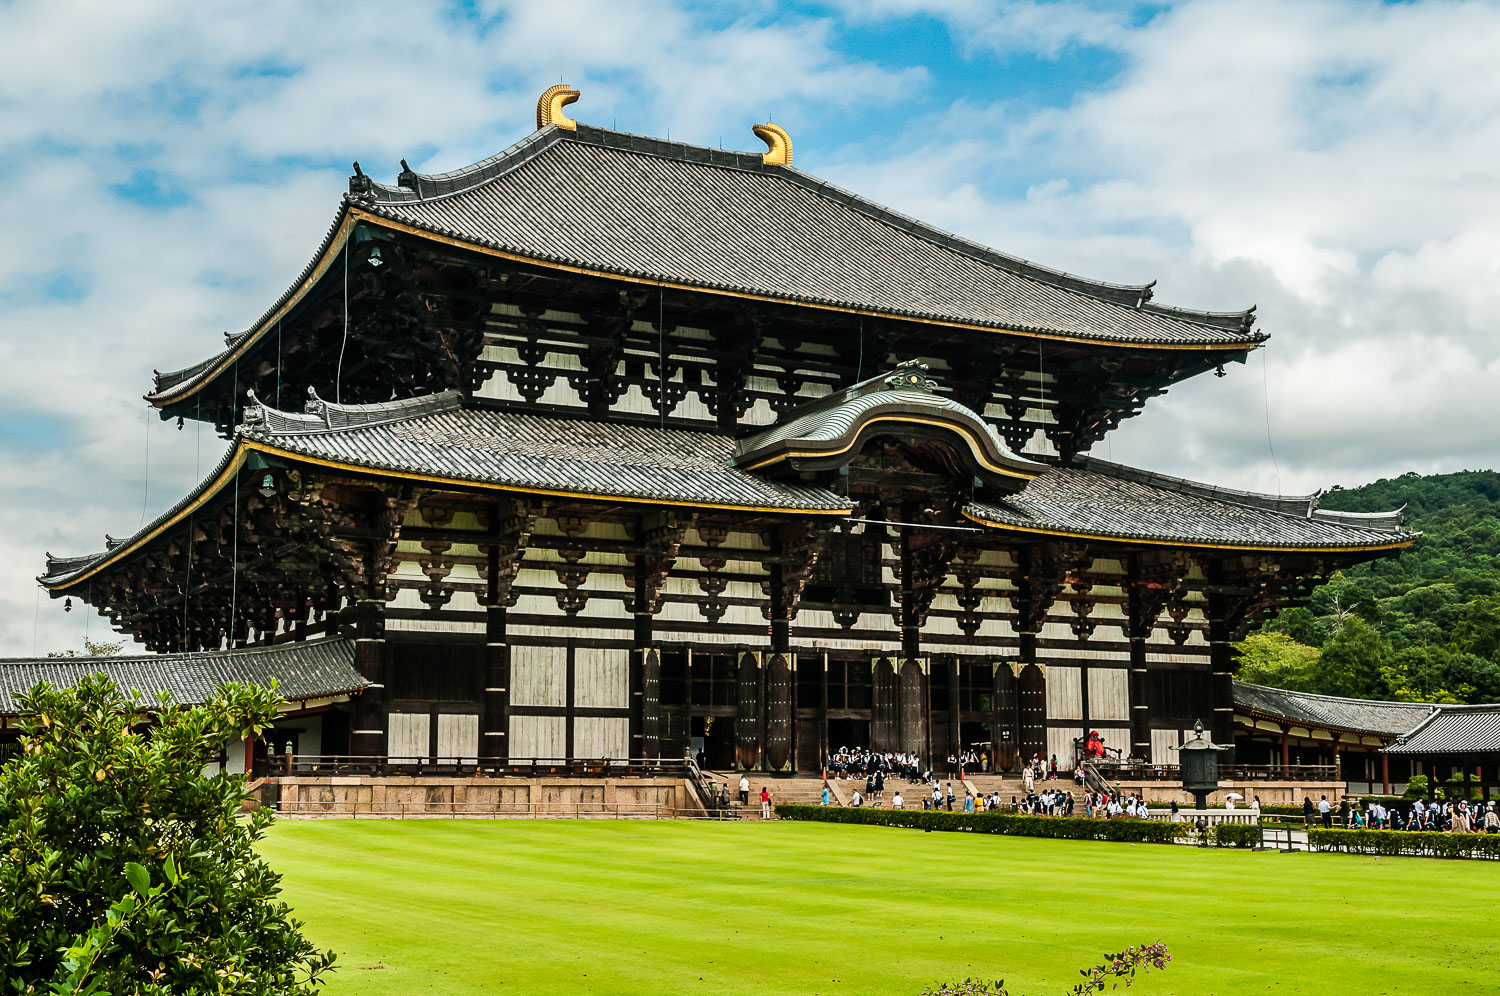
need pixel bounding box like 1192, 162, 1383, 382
817, 0, 1500, 494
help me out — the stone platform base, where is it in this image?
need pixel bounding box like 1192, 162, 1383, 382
262, 775, 704, 819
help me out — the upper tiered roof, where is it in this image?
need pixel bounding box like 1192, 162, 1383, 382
148, 91, 1263, 408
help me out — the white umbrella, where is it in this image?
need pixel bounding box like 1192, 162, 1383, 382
1223, 792, 1244, 799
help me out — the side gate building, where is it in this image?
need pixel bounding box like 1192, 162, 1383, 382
31, 87, 1415, 777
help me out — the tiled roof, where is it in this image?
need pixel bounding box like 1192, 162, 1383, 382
42, 389, 1412, 592
0, 637, 365, 716
1385, 704, 1500, 755
362, 124, 1262, 348
241, 391, 851, 512
966, 462, 1416, 550
150, 122, 1265, 402
1234, 681, 1432, 737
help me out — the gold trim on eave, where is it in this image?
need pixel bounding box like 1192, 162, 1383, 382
960, 509, 1418, 555
536, 84, 580, 131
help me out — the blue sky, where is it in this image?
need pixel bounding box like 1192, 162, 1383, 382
2, 0, 1498, 656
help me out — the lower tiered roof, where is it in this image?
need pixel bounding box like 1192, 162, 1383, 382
41, 380, 1416, 591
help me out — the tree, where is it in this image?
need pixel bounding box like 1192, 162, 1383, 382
1313, 616, 1387, 698
1233, 633, 1321, 690
46, 638, 125, 659
0, 675, 335, 994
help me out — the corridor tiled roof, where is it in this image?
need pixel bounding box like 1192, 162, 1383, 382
1234, 681, 1432, 737
966, 462, 1417, 550
0, 637, 365, 715
1385, 704, 1500, 755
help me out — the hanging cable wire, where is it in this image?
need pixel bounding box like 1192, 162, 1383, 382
184, 392, 200, 651
336, 238, 350, 404
658, 285, 666, 429
856, 316, 864, 381
230, 462, 240, 649
1261, 346, 1281, 496
139, 406, 151, 528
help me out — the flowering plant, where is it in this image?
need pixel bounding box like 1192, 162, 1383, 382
920, 942, 1171, 996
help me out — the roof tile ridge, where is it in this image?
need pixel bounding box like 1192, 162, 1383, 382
1235, 679, 1435, 708
241, 387, 463, 437
1070, 455, 1332, 518
148, 204, 350, 400
363, 126, 569, 206
39, 441, 244, 588
1140, 300, 1262, 335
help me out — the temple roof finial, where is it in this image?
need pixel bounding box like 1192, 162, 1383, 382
752, 122, 792, 166
537, 83, 580, 132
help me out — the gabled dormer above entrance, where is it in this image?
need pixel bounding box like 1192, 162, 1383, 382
732, 361, 1043, 497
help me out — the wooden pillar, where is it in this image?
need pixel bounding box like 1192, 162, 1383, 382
631, 545, 652, 760
1204, 560, 1238, 768
819, 656, 830, 771
482, 532, 509, 765
564, 640, 577, 761
1380, 750, 1390, 797
947, 658, 961, 761
350, 597, 386, 758
898, 520, 920, 660
1126, 555, 1151, 761
1281, 729, 1291, 780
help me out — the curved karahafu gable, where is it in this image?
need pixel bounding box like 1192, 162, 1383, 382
732, 361, 1043, 489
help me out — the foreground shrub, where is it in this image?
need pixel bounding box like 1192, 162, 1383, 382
776, 805, 1191, 844
1308, 827, 1500, 859
0, 674, 336, 993
921, 942, 1172, 995
1208, 823, 1263, 848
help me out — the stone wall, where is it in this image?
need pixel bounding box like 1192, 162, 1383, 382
270, 775, 702, 818
1114, 779, 1347, 807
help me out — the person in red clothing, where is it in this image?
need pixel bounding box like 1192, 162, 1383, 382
759, 786, 772, 819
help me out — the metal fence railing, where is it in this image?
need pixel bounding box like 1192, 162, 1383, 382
260, 755, 695, 779
273, 798, 749, 820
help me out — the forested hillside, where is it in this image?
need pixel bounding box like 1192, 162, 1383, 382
1236, 470, 1500, 703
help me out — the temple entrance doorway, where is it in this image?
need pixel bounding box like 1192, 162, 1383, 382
827, 717, 870, 756
690, 715, 736, 770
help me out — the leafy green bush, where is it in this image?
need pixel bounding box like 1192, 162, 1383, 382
775, 805, 1192, 844
1208, 823, 1263, 848
1308, 827, 1500, 859
0, 674, 336, 993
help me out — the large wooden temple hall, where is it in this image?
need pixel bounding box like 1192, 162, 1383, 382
27, 86, 1416, 776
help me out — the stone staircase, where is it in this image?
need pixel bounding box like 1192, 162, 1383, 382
703, 772, 848, 817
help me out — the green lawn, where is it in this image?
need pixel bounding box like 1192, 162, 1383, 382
260, 820, 1486, 995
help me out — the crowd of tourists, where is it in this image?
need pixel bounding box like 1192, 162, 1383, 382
824, 746, 1010, 782
1301, 795, 1500, 832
